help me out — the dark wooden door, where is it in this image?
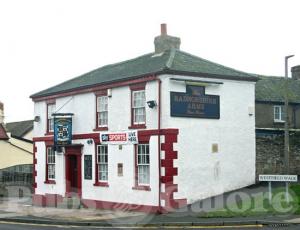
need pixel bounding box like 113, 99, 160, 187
65, 145, 82, 197
69, 155, 78, 193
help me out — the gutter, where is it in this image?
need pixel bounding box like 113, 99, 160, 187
11, 134, 33, 144
256, 127, 300, 132
31, 70, 258, 101
7, 141, 33, 154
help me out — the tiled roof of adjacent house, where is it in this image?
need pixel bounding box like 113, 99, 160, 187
255, 76, 300, 103
31, 49, 257, 98
0, 124, 8, 140
6, 120, 33, 138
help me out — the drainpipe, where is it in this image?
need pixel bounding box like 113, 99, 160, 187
157, 77, 162, 212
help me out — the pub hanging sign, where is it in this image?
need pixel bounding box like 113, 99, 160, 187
54, 113, 74, 146
170, 85, 220, 119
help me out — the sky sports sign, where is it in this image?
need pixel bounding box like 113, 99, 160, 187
100, 130, 138, 145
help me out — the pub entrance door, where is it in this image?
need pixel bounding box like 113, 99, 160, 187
65, 145, 82, 197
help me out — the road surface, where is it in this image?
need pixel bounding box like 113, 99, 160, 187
0, 220, 297, 230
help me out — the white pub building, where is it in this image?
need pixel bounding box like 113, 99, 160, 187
31, 24, 257, 212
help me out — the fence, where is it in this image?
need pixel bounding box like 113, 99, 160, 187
0, 164, 33, 196
0, 171, 33, 185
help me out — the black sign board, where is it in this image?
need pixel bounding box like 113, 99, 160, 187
84, 155, 92, 180
54, 114, 73, 147
170, 85, 220, 119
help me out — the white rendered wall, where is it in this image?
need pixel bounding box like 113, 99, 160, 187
81, 136, 159, 206
159, 74, 256, 204
34, 75, 255, 205
34, 83, 159, 135
34, 137, 159, 206
35, 141, 66, 196
34, 82, 160, 206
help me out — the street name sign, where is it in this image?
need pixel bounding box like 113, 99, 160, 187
259, 174, 298, 182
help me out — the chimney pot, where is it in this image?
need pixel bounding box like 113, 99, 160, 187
161, 23, 167, 35
154, 24, 181, 53
0, 101, 4, 124
291, 65, 300, 80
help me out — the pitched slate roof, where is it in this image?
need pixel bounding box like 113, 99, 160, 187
0, 124, 8, 140
255, 76, 300, 103
31, 49, 257, 99
6, 120, 33, 138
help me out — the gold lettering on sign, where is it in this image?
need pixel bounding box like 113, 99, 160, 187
188, 103, 204, 110
174, 95, 217, 104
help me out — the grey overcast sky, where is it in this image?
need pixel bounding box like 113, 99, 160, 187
0, 0, 300, 122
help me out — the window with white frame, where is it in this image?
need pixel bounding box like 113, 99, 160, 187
97, 145, 108, 181
97, 96, 108, 127
274, 105, 285, 122
46, 147, 55, 180
132, 90, 146, 124
137, 144, 150, 185
47, 104, 55, 132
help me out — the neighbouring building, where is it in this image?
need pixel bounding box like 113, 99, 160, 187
6, 120, 34, 141
31, 24, 257, 212
0, 103, 33, 196
0, 102, 33, 171
0, 124, 32, 174
255, 67, 300, 176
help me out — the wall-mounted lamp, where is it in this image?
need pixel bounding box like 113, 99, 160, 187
53, 146, 63, 154
248, 106, 254, 116
34, 116, 40, 122
87, 139, 94, 145
147, 100, 157, 109
107, 89, 112, 97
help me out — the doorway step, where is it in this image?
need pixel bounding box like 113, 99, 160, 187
57, 196, 81, 209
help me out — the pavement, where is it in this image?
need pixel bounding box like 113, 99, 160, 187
1, 196, 300, 227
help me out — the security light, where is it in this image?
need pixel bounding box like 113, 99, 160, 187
87, 139, 93, 145
147, 100, 157, 108
34, 116, 40, 122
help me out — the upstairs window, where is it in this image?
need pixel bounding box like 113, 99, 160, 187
132, 90, 146, 125
97, 96, 108, 127
137, 144, 150, 185
46, 147, 55, 180
47, 103, 55, 133
274, 105, 285, 122
97, 145, 108, 182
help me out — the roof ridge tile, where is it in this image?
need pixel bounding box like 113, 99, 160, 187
165, 48, 177, 69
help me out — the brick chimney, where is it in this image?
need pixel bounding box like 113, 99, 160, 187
154, 24, 181, 53
0, 101, 4, 124
291, 65, 300, 80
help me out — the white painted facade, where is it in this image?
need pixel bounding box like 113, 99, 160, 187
33, 73, 256, 208
159, 75, 256, 203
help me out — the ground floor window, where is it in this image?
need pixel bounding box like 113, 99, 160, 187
97, 145, 108, 181
137, 144, 150, 185
46, 147, 55, 180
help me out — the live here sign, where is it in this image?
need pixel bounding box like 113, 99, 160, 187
259, 174, 298, 182
100, 130, 138, 145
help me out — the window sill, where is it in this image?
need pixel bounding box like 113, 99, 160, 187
93, 127, 108, 131
274, 120, 285, 123
128, 124, 146, 129
44, 180, 56, 184
94, 181, 109, 187
45, 132, 54, 136
132, 185, 151, 191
